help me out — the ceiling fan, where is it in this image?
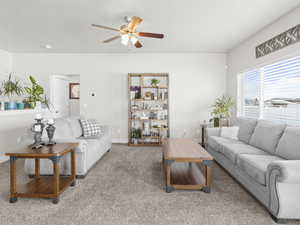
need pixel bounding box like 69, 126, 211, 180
91, 16, 164, 48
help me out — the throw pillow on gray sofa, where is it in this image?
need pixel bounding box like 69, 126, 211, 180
275, 127, 300, 159
80, 119, 102, 137
249, 120, 286, 154
237, 117, 257, 143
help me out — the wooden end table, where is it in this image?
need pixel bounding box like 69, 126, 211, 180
162, 138, 214, 193
5, 143, 78, 204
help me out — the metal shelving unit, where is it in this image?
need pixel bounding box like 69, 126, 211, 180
128, 73, 169, 146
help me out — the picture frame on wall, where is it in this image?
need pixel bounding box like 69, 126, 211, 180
69, 83, 80, 99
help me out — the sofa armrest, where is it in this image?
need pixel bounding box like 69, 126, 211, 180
54, 138, 87, 153
100, 125, 111, 137
268, 160, 300, 185
267, 160, 300, 219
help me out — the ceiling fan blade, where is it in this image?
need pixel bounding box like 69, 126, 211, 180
91, 24, 120, 32
127, 16, 143, 32
102, 35, 121, 43
134, 40, 143, 48
137, 32, 164, 39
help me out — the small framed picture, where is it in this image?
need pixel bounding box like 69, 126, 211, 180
69, 83, 80, 99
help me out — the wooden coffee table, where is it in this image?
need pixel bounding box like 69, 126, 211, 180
5, 143, 78, 204
162, 138, 214, 193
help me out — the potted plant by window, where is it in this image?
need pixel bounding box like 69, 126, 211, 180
131, 128, 142, 144
24, 76, 45, 109
2, 73, 24, 110
151, 79, 160, 88
210, 95, 234, 127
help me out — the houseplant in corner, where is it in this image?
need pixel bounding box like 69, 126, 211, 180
2, 73, 24, 110
24, 76, 45, 109
210, 95, 234, 127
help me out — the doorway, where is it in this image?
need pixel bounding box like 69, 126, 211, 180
50, 75, 80, 118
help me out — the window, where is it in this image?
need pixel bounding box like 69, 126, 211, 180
238, 55, 300, 125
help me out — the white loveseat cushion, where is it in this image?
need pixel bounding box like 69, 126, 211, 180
237, 154, 283, 185
275, 127, 300, 159
249, 120, 286, 154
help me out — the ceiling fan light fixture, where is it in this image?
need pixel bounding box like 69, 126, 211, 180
130, 36, 138, 44
121, 34, 129, 45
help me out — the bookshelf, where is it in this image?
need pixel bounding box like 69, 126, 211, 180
128, 73, 169, 146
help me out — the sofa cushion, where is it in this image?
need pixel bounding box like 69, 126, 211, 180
220, 126, 239, 140
275, 127, 300, 159
52, 118, 73, 139
207, 136, 239, 153
249, 120, 286, 154
221, 143, 268, 164
237, 154, 284, 185
67, 117, 82, 138
236, 117, 257, 144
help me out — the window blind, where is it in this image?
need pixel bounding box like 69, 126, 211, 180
239, 55, 300, 125
243, 69, 260, 119
263, 56, 300, 125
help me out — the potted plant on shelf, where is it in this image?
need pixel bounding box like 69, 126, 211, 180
2, 73, 24, 110
210, 95, 234, 127
24, 76, 45, 109
151, 79, 160, 88
131, 128, 142, 144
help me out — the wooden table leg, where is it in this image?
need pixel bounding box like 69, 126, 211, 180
35, 158, 40, 179
9, 156, 18, 203
50, 156, 61, 204
70, 150, 76, 187
165, 159, 174, 193
202, 160, 213, 193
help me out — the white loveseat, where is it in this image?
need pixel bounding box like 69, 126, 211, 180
24, 117, 112, 178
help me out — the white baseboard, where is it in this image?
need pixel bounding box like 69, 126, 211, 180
112, 138, 128, 144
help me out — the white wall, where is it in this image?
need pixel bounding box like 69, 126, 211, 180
227, 6, 300, 108
0, 49, 39, 163
11, 53, 226, 142
0, 49, 12, 75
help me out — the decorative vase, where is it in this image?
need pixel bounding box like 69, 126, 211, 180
133, 138, 138, 144
213, 117, 220, 127
17, 102, 25, 110
5, 102, 17, 110
46, 124, 56, 145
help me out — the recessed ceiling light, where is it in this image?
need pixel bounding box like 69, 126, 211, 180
44, 44, 52, 49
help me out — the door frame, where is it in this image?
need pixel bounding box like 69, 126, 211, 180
50, 75, 70, 117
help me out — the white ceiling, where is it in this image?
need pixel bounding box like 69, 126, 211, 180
0, 0, 299, 53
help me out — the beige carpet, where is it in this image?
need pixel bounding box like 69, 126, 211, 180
0, 144, 299, 225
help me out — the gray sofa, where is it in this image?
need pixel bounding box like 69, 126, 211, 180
206, 117, 300, 223
24, 117, 112, 178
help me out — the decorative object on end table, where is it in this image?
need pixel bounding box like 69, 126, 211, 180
69, 83, 80, 99
210, 95, 234, 127
31, 114, 45, 149
46, 119, 56, 145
